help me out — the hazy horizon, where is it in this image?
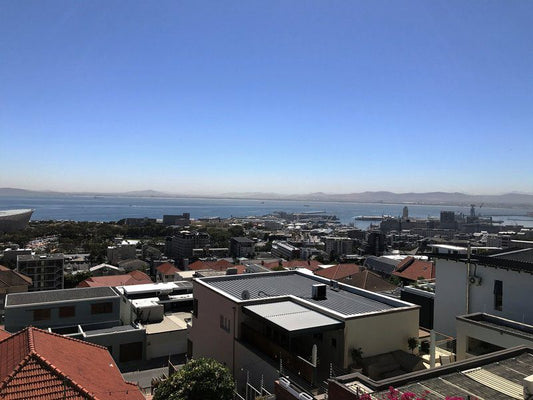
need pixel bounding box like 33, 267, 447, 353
2, 2, 532, 194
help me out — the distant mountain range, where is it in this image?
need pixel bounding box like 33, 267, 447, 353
1, 187, 533, 208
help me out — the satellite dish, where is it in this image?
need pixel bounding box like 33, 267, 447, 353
241, 290, 250, 300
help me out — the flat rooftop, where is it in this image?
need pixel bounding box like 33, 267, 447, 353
197, 271, 414, 317
459, 313, 533, 340
6, 286, 119, 307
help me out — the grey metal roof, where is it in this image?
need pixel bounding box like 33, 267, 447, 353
244, 301, 343, 333
6, 286, 118, 306
364, 256, 399, 275
202, 271, 403, 316
490, 248, 533, 264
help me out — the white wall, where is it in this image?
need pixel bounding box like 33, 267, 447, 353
146, 329, 188, 359
343, 308, 419, 368
456, 318, 533, 360
434, 259, 533, 337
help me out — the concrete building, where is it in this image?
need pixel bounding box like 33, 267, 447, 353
433, 248, 533, 337
230, 237, 255, 258
156, 262, 181, 282
166, 231, 210, 261
271, 241, 300, 260
4, 286, 147, 364
324, 237, 354, 259
16, 253, 64, 291
107, 242, 136, 264
1, 247, 31, 267
4, 286, 121, 333
456, 313, 533, 361
189, 270, 419, 391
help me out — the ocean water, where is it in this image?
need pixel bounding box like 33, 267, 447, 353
0, 196, 532, 228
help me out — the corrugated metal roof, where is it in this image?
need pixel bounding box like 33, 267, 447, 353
244, 301, 343, 333
463, 368, 522, 399
6, 286, 118, 306
203, 272, 400, 316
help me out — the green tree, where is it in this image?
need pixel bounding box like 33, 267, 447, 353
153, 358, 234, 400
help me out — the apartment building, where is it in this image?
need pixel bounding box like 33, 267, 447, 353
189, 270, 419, 391
433, 248, 533, 337
166, 231, 210, 260
271, 241, 300, 260
16, 253, 64, 291
230, 237, 255, 258
324, 236, 354, 258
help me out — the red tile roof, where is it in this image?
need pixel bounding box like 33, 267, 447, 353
392, 257, 435, 282
0, 327, 144, 400
315, 264, 363, 280
188, 260, 234, 272
0, 265, 32, 287
156, 262, 180, 275
0, 329, 10, 341
77, 270, 153, 288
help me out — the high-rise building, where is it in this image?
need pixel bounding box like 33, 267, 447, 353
16, 254, 64, 291
166, 231, 210, 261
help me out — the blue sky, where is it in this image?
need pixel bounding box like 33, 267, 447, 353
1, 1, 532, 194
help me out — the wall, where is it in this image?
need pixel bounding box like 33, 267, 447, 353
189, 281, 238, 374
343, 308, 419, 368
235, 340, 280, 393
434, 258, 533, 337
84, 327, 146, 362
146, 329, 188, 359
4, 296, 121, 332
456, 317, 533, 360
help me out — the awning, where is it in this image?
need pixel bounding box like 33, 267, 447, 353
243, 301, 344, 335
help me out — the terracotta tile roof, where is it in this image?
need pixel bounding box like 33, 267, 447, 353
77, 271, 153, 288
0, 327, 144, 400
392, 257, 435, 282
0, 265, 32, 287
338, 270, 398, 292
156, 262, 180, 275
188, 260, 234, 272
264, 260, 321, 271
0, 329, 11, 341
315, 264, 363, 280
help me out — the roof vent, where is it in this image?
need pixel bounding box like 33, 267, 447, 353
312, 284, 327, 300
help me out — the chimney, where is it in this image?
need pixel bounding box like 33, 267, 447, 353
312, 284, 327, 300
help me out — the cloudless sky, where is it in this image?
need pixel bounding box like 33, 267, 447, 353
1, 1, 532, 194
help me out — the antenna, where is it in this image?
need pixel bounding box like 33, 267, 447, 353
241, 290, 250, 300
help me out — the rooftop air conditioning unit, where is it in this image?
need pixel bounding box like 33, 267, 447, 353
312, 284, 327, 300
469, 275, 482, 286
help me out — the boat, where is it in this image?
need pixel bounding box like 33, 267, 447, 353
0, 209, 34, 233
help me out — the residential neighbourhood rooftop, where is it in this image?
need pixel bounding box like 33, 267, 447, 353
333, 346, 533, 400
5, 286, 118, 307
197, 270, 415, 317
77, 270, 152, 287
0, 327, 144, 400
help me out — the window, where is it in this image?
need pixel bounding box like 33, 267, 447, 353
91, 302, 113, 314
59, 306, 75, 318
494, 280, 503, 311
219, 315, 230, 332
33, 308, 51, 321
192, 298, 198, 317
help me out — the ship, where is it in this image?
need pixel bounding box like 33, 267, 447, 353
0, 209, 34, 233
354, 215, 390, 221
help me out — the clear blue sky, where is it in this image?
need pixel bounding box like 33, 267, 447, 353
1, 1, 532, 194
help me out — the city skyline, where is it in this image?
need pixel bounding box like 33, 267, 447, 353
2, 1, 533, 194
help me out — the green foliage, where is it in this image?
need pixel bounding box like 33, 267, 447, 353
407, 337, 419, 353
153, 358, 234, 400
64, 271, 92, 288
